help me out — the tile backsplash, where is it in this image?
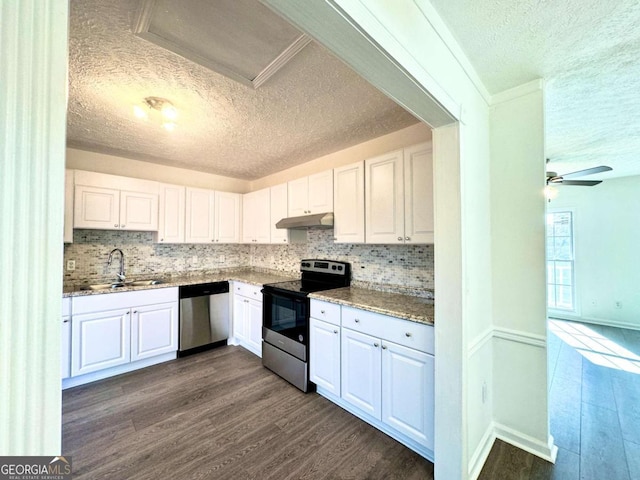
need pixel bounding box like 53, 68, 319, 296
64, 229, 434, 297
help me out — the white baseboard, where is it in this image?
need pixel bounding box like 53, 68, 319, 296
468, 424, 496, 480
493, 422, 557, 463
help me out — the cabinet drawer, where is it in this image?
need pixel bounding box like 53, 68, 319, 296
310, 300, 341, 326
234, 282, 262, 300
342, 306, 433, 354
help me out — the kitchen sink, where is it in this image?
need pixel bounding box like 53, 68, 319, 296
80, 279, 164, 290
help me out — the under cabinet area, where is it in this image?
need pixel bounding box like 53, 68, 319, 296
309, 299, 435, 461
64, 288, 178, 388
231, 282, 263, 357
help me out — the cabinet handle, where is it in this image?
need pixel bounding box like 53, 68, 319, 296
133, 310, 137, 314
160, 238, 164, 242
334, 330, 338, 334
283, 239, 286, 242
405, 332, 412, 337
63, 319, 69, 323
126, 311, 130, 315
354, 319, 360, 323
321, 310, 325, 314
382, 345, 387, 350
397, 236, 403, 241
405, 236, 410, 241
374, 342, 379, 347
114, 224, 119, 227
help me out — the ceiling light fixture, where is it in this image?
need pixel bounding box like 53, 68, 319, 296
133, 96, 178, 131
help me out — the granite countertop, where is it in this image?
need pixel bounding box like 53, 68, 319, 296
63, 269, 297, 297
309, 287, 434, 325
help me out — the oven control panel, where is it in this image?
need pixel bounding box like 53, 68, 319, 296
300, 259, 349, 275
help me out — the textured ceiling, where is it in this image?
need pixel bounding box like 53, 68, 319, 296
429, 0, 640, 179
67, 0, 419, 180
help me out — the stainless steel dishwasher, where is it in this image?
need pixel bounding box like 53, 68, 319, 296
178, 281, 229, 356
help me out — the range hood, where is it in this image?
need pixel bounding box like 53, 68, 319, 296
276, 212, 334, 229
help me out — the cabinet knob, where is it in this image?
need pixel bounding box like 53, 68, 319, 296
405, 236, 410, 241
321, 310, 325, 314
283, 239, 286, 242
405, 332, 412, 337
114, 224, 119, 227
382, 345, 387, 350
397, 236, 403, 241
160, 238, 164, 242
63, 319, 69, 323
354, 319, 360, 323
126, 311, 130, 315
334, 330, 338, 334
374, 342, 379, 347
133, 310, 137, 314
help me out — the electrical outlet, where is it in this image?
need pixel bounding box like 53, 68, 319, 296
219, 255, 225, 263
66, 260, 76, 271
191, 256, 198, 264
482, 381, 487, 404
615, 301, 622, 309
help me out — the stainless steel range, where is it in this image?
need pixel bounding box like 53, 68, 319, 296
262, 259, 351, 392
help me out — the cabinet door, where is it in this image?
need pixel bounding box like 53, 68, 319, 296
72, 308, 131, 376
131, 302, 178, 362
310, 318, 341, 396
64, 170, 74, 243
157, 184, 185, 243
365, 150, 405, 244
232, 294, 246, 341
270, 183, 289, 244
404, 142, 434, 244
341, 328, 382, 419
61, 316, 71, 379
215, 191, 241, 243
74, 185, 120, 229
287, 177, 309, 216
333, 162, 364, 243
308, 170, 333, 214
241, 191, 256, 243
185, 187, 215, 243
120, 190, 159, 231
252, 188, 271, 243
246, 298, 263, 357
382, 341, 434, 450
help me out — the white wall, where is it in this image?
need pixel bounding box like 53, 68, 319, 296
66, 148, 251, 193
549, 175, 640, 329
490, 83, 555, 461
0, 1, 68, 454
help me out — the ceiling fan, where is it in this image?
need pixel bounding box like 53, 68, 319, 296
546, 162, 612, 186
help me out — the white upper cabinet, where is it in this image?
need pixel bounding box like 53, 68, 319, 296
287, 170, 333, 216
64, 169, 74, 243
185, 187, 215, 243
214, 191, 241, 243
333, 161, 365, 243
270, 183, 289, 244
242, 188, 270, 243
155, 183, 186, 244
403, 143, 434, 244
73, 170, 159, 231
365, 142, 433, 244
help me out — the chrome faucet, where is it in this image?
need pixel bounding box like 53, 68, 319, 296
107, 248, 126, 282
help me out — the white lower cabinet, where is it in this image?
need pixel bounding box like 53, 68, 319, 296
68, 288, 179, 385
232, 282, 263, 357
131, 302, 179, 361
309, 318, 341, 396
381, 341, 434, 449
309, 299, 434, 460
61, 297, 71, 379
341, 328, 382, 419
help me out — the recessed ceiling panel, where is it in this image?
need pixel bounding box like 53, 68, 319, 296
135, 0, 310, 87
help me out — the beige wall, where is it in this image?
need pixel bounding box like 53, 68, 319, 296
250, 123, 431, 190
66, 148, 251, 193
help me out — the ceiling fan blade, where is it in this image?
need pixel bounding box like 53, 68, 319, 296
557, 180, 602, 186
560, 165, 612, 179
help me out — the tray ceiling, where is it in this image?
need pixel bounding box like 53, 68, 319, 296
67, 0, 419, 180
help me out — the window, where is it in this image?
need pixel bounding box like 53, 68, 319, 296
546, 211, 575, 311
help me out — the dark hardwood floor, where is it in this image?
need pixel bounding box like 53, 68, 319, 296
62, 346, 434, 479
479, 319, 640, 480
